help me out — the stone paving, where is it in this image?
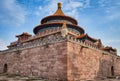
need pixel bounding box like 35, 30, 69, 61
0, 74, 47, 81
0, 74, 120, 81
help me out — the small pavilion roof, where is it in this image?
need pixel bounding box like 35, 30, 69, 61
102, 46, 117, 52
77, 34, 98, 42
16, 32, 32, 37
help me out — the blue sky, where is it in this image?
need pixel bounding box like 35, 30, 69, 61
0, 0, 120, 55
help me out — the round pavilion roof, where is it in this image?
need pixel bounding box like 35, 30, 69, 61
33, 2, 85, 35
41, 2, 78, 25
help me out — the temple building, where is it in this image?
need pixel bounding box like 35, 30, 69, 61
0, 2, 120, 81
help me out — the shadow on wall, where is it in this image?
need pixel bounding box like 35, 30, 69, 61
3, 63, 8, 73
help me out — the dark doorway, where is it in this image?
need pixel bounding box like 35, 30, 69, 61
3, 64, 8, 73
111, 66, 114, 76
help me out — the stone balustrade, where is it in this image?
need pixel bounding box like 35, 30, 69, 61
37, 27, 61, 35
66, 35, 118, 57
0, 35, 118, 57
67, 35, 98, 49
0, 33, 65, 54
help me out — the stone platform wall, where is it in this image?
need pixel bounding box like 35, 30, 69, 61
0, 41, 67, 81
67, 41, 120, 81
0, 40, 120, 81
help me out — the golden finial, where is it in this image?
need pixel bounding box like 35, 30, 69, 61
53, 2, 64, 15
58, 2, 62, 9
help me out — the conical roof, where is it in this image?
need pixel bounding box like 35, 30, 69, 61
53, 3, 65, 16
41, 2, 78, 25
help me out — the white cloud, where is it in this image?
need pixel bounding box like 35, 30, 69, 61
104, 40, 120, 44
35, 6, 43, 16
0, 0, 26, 26
35, 0, 91, 19
84, 0, 91, 8
107, 12, 120, 21
98, 0, 120, 21
109, 26, 120, 32
0, 39, 8, 50
98, 0, 107, 7
64, 1, 83, 11
63, 1, 84, 19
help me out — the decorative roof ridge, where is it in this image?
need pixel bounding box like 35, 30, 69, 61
102, 46, 117, 52
77, 34, 87, 38
77, 33, 98, 41
53, 2, 65, 16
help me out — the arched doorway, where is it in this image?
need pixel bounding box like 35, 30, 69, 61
111, 66, 114, 76
3, 64, 8, 73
